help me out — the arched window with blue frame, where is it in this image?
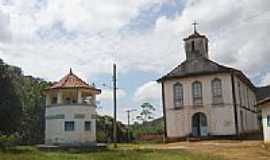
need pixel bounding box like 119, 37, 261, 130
173, 83, 183, 109
192, 81, 203, 106
211, 78, 223, 105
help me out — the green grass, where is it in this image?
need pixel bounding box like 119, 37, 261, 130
0, 146, 223, 160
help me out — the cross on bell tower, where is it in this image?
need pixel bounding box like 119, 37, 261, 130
183, 21, 209, 60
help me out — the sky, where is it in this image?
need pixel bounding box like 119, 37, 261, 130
0, 0, 270, 124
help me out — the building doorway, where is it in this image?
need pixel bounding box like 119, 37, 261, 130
192, 112, 208, 137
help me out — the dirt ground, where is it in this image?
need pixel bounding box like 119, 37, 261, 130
145, 140, 270, 160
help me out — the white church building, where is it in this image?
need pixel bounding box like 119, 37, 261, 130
158, 27, 259, 140
44, 69, 101, 145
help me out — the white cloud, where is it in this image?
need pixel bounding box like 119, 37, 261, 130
96, 88, 128, 122
0, 10, 11, 42
132, 81, 163, 123
0, 0, 269, 86
97, 88, 127, 101
1, 0, 164, 36
260, 73, 270, 86
0, 0, 173, 81
134, 81, 161, 102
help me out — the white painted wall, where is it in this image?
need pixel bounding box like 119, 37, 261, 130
164, 73, 236, 138
163, 73, 259, 138
45, 104, 96, 145
261, 103, 270, 143
233, 76, 259, 133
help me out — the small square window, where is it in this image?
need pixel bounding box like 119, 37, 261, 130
65, 121, 75, 131
52, 97, 58, 104
85, 121, 91, 131
267, 116, 270, 127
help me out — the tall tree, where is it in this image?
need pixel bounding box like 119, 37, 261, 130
19, 76, 49, 144
136, 102, 156, 124
0, 58, 50, 144
0, 60, 23, 135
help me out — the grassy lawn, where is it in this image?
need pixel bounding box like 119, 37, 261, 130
0, 146, 223, 160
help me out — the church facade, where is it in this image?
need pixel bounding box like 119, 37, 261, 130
158, 29, 259, 139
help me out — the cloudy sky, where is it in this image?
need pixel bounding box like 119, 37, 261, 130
0, 0, 269, 123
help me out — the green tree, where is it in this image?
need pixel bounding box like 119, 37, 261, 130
136, 102, 156, 124
19, 76, 50, 144
0, 58, 50, 144
0, 60, 23, 135
96, 115, 129, 143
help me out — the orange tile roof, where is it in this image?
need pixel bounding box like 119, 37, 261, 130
47, 69, 101, 93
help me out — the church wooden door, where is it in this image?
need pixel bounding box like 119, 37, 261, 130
192, 112, 208, 137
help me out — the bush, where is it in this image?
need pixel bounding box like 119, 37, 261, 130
0, 134, 18, 150
96, 131, 107, 143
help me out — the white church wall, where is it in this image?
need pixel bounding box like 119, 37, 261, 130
45, 105, 96, 145
209, 105, 236, 135
164, 73, 237, 138
233, 76, 259, 134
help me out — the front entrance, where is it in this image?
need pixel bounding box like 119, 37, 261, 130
192, 112, 208, 137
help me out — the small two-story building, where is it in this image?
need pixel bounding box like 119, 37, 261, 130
44, 69, 101, 146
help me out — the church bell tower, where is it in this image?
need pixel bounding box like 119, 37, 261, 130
184, 22, 209, 60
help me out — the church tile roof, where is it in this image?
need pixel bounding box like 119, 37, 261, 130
157, 56, 256, 90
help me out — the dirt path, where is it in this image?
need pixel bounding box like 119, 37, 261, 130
150, 140, 270, 160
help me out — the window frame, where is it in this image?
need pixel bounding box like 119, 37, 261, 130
64, 121, 75, 131
192, 81, 203, 106
51, 97, 58, 104
84, 121, 92, 131
211, 78, 223, 105
173, 82, 184, 109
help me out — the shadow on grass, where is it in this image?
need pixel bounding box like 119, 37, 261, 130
0, 146, 37, 154
38, 146, 110, 154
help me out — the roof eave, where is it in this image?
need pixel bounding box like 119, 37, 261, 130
256, 97, 270, 106
157, 70, 232, 82
44, 87, 102, 93
232, 70, 256, 91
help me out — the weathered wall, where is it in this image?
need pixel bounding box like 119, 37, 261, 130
233, 76, 259, 133
45, 104, 96, 145
164, 73, 236, 138
185, 37, 208, 60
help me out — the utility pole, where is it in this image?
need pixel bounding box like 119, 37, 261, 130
126, 109, 137, 143
113, 63, 117, 148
